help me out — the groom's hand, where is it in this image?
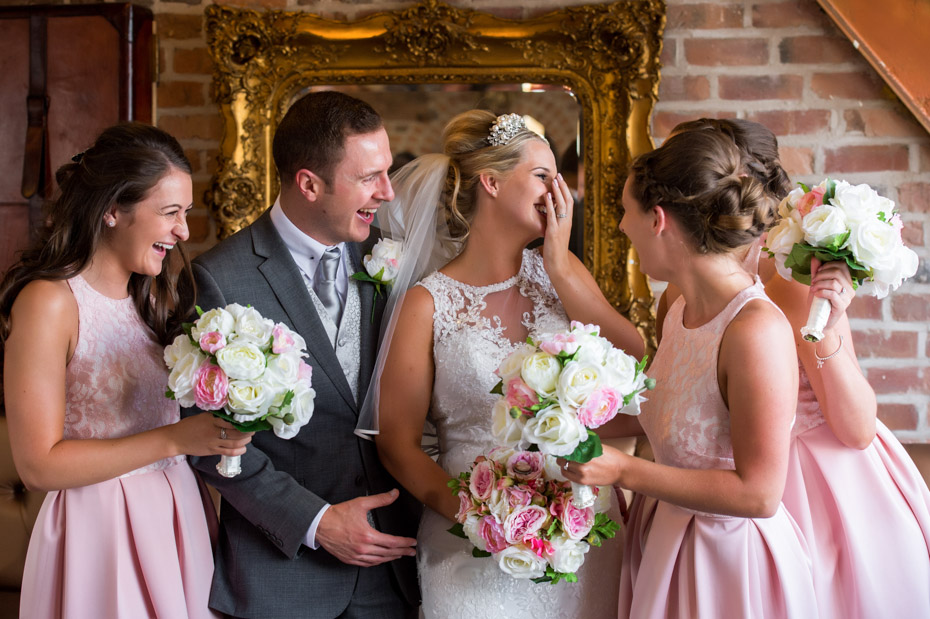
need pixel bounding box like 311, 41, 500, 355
316, 489, 417, 567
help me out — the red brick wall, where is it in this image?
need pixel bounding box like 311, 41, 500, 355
115, 0, 930, 440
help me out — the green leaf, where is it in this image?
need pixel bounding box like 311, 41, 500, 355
195, 305, 205, 317
165, 389, 176, 400
350, 271, 380, 285
471, 548, 492, 558
182, 322, 194, 338
565, 430, 603, 463
798, 181, 811, 193
823, 178, 836, 203
490, 380, 504, 395
210, 410, 272, 433
448, 523, 467, 539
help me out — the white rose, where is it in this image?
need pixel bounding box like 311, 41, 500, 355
216, 342, 267, 380
573, 334, 611, 366
267, 383, 315, 439
164, 334, 198, 369
462, 513, 485, 551
523, 405, 587, 457
778, 187, 805, 218
802, 204, 849, 248
230, 306, 275, 346
364, 238, 403, 282
603, 348, 639, 393
486, 488, 512, 525
190, 307, 235, 342
491, 398, 527, 447
487, 445, 517, 466
869, 244, 919, 299
845, 217, 899, 271
263, 350, 301, 389
495, 545, 548, 579
556, 361, 601, 409
831, 181, 884, 225
496, 343, 535, 383
226, 379, 273, 419
764, 218, 804, 257
167, 350, 206, 407
545, 533, 590, 574
521, 351, 561, 397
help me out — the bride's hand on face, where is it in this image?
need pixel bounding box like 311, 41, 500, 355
542, 173, 575, 277
809, 257, 855, 332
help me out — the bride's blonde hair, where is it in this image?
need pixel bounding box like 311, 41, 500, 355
441, 109, 548, 243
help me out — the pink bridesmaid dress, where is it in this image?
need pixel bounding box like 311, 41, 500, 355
619, 280, 816, 618
782, 363, 930, 618
19, 275, 219, 618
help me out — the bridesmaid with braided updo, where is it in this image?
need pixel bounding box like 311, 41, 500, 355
561, 127, 817, 618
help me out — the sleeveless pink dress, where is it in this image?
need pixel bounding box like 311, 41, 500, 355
782, 365, 930, 617
619, 281, 816, 618
19, 275, 219, 618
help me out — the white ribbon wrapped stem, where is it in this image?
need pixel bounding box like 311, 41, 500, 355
571, 481, 596, 508
217, 455, 242, 477
800, 297, 831, 343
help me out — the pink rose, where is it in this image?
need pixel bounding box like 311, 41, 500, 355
576, 386, 623, 428
505, 378, 538, 413
298, 360, 313, 386
478, 515, 509, 554
539, 333, 579, 356
505, 486, 535, 510
504, 504, 549, 544
552, 495, 595, 540
456, 491, 474, 523
193, 362, 229, 411
272, 324, 296, 354
797, 186, 825, 217
199, 331, 226, 354
506, 451, 546, 482
469, 460, 496, 501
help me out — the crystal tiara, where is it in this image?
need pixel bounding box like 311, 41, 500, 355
487, 113, 526, 146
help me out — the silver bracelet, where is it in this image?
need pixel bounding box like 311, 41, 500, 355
814, 334, 844, 369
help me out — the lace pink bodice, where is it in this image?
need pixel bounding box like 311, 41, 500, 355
642, 280, 778, 470
65, 275, 183, 474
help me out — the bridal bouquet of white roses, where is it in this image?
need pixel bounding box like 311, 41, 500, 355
490, 321, 654, 508
764, 179, 919, 341
448, 447, 619, 584
164, 304, 316, 477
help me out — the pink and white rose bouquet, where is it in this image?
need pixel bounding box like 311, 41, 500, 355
764, 179, 919, 341
164, 304, 316, 477
448, 447, 619, 584
490, 321, 654, 507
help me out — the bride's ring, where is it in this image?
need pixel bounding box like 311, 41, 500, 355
840, 286, 846, 295
562, 461, 569, 471
220, 428, 227, 440
557, 213, 568, 219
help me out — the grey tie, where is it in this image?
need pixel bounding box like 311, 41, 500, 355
315, 247, 343, 325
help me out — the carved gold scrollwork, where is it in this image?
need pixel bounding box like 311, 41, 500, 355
205, 0, 665, 349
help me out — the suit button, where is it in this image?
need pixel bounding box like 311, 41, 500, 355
354, 475, 363, 486
337, 338, 346, 347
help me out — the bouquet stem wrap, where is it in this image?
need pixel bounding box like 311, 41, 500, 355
570, 481, 596, 509
217, 455, 242, 478
800, 297, 831, 342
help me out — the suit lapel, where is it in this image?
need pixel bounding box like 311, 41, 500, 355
251, 212, 357, 411
352, 240, 378, 400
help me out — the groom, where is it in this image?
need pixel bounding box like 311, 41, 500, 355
185, 91, 420, 618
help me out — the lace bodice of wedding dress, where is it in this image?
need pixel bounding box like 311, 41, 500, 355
414, 248, 621, 619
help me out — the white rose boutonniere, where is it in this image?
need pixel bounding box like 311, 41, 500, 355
351, 238, 403, 322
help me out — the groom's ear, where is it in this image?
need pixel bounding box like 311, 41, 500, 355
295, 169, 326, 203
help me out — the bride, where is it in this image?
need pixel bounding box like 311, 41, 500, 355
365, 110, 645, 618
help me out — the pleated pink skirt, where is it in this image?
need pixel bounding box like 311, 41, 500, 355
20, 459, 219, 619
783, 420, 930, 618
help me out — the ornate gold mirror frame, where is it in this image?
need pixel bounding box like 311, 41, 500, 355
205, 0, 665, 342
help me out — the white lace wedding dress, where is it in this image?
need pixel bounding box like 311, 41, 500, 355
415, 248, 622, 619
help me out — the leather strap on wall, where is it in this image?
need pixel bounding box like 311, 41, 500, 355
22, 14, 49, 236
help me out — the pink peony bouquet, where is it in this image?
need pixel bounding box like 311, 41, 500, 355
490, 321, 654, 507
164, 304, 316, 477
448, 447, 619, 584
764, 179, 919, 341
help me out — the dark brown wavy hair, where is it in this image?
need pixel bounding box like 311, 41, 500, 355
0, 123, 196, 357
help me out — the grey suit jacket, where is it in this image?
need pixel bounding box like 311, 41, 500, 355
185, 208, 420, 618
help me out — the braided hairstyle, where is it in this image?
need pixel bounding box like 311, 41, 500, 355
0, 122, 195, 349
670, 118, 792, 201
440, 110, 549, 243
628, 128, 777, 255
